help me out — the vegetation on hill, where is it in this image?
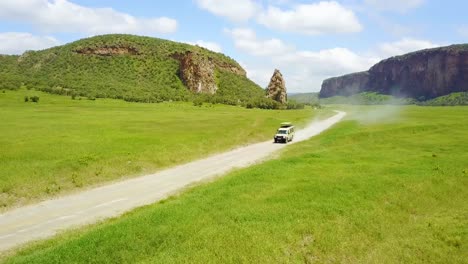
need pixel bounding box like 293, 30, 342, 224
4, 106, 467, 263
0, 89, 321, 209
0, 34, 278, 108
288, 92, 321, 109
417, 92, 468, 106
316, 91, 468, 106
318, 92, 412, 105
0, 55, 22, 90
288, 92, 319, 104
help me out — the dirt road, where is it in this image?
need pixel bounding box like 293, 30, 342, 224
0, 111, 346, 252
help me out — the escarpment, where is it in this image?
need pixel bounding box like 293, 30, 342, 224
320, 44, 468, 99
320, 71, 369, 98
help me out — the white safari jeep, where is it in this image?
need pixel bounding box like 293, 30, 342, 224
274, 122, 295, 143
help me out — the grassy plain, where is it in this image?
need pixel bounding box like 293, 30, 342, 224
0, 90, 322, 209
4, 105, 467, 263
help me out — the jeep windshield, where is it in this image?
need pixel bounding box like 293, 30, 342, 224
277, 130, 287, 134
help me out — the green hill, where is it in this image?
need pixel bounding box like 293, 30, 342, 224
418, 92, 468, 106
0, 34, 274, 107
315, 91, 468, 106
319, 92, 413, 105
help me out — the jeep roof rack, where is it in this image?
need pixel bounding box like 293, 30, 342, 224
280, 122, 293, 128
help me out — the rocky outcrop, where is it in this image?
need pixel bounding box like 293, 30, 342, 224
320, 71, 369, 98
266, 69, 287, 103
74, 45, 140, 56
173, 51, 217, 93
172, 51, 246, 94
320, 44, 468, 99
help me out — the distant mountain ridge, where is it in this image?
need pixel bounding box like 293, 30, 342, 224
320, 44, 468, 100
288, 92, 318, 104
0, 34, 272, 106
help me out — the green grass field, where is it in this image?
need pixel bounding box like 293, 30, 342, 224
0, 90, 323, 209
3, 105, 467, 263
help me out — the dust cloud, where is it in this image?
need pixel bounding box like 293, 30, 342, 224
350, 105, 403, 124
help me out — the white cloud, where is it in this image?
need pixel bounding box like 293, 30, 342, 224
277, 48, 378, 75
275, 38, 440, 91
378, 38, 439, 57
195, 0, 260, 22
0, 32, 60, 55
242, 63, 273, 88
270, 48, 378, 91
0, 0, 177, 35
185, 40, 222, 53
257, 1, 363, 35
193, 40, 222, 53
365, 0, 425, 12
226, 28, 378, 92
225, 28, 293, 56
229, 33, 440, 92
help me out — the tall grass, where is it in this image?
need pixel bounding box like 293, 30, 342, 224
4, 105, 467, 263
0, 89, 322, 209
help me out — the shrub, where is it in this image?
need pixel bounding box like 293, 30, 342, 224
247, 98, 282, 109
286, 100, 305, 110
24, 96, 29, 102
30, 96, 39, 103
311, 102, 322, 109
193, 98, 203, 107
417, 92, 468, 106
319, 92, 411, 105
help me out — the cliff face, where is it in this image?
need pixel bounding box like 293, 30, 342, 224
368, 47, 468, 98
266, 69, 287, 104
172, 51, 217, 94
172, 51, 246, 94
320, 71, 369, 98
320, 44, 468, 99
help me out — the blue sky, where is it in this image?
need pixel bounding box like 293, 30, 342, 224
0, 0, 467, 92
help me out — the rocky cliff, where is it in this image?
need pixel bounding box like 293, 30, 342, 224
320, 44, 468, 99
320, 71, 369, 98
266, 69, 287, 103
171, 51, 246, 94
